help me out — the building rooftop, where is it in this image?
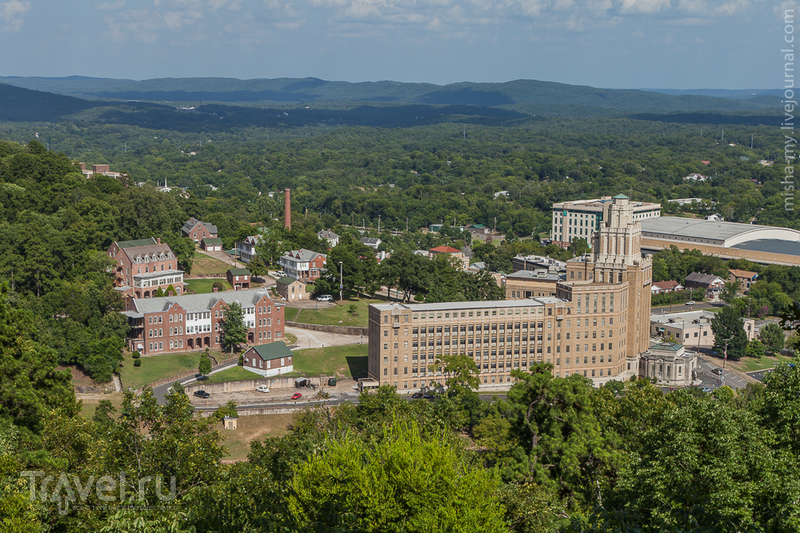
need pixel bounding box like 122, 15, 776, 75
134, 269, 184, 281
248, 341, 293, 361
641, 216, 800, 247
728, 269, 758, 279
203, 237, 224, 245
506, 270, 564, 281
276, 276, 300, 285
650, 310, 715, 325
429, 245, 461, 253
370, 297, 567, 313
118, 238, 160, 249
130, 287, 281, 314
227, 268, 250, 276
651, 342, 683, 351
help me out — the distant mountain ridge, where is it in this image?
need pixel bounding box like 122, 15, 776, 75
0, 76, 781, 113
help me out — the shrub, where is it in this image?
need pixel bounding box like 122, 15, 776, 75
133, 359, 142, 367
212, 281, 225, 292
131, 351, 141, 359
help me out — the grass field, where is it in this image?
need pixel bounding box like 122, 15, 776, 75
78, 392, 124, 419
727, 353, 795, 372
118, 349, 232, 389
288, 299, 371, 327
191, 253, 232, 275
293, 344, 368, 378
186, 278, 232, 294
221, 413, 295, 460
204, 365, 259, 383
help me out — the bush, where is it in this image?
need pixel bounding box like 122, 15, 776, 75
133, 359, 142, 367
212, 281, 225, 292
131, 351, 141, 359
238, 355, 244, 366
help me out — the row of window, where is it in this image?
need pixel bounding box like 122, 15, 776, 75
136, 263, 174, 274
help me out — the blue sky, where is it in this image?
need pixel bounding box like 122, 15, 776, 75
0, 0, 793, 89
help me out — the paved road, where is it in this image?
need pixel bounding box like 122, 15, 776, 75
747, 369, 772, 382
696, 356, 748, 390
286, 326, 365, 350
153, 359, 240, 404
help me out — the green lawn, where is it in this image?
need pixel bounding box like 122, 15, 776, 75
284, 307, 301, 321
191, 253, 232, 275
186, 278, 232, 294
204, 365, 260, 384
731, 353, 795, 372
288, 299, 371, 327
293, 344, 368, 378
118, 350, 231, 389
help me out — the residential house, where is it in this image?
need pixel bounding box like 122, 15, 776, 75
651, 280, 684, 295
360, 237, 382, 250
728, 269, 758, 291
279, 249, 327, 281
241, 342, 294, 377
182, 217, 218, 243
202, 237, 224, 252
429, 245, 469, 270
705, 213, 724, 222
235, 235, 262, 263
684, 173, 709, 182
108, 238, 184, 299
317, 230, 340, 248
276, 276, 306, 301
227, 268, 251, 290
684, 272, 726, 298
121, 287, 284, 355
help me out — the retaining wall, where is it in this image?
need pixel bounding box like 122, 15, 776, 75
286, 321, 367, 336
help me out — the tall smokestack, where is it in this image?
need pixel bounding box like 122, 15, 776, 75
284, 188, 291, 230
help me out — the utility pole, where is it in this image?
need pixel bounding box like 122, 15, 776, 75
339, 261, 344, 303
378, 215, 381, 234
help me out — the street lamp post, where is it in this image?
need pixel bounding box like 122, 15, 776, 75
339, 261, 343, 302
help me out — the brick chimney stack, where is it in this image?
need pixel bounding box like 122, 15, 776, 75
157, 238, 161, 244
284, 188, 291, 230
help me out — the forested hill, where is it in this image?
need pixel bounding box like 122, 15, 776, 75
0, 76, 780, 113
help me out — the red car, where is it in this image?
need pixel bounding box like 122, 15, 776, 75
291, 392, 302, 400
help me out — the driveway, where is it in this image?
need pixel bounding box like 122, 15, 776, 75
196, 247, 245, 269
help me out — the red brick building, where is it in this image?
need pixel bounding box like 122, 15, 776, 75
108, 238, 185, 299
122, 288, 284, 355
182, 217, 218, 243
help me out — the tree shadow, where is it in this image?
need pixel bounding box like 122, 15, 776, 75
346, 356, 368, 379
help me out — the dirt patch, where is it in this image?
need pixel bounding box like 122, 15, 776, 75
221, 413, 296, 460
59, 365, 115, 394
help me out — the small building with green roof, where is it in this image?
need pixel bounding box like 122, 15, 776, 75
242, 341, 294, 377
201, 237, 224, 252
227, 268, 251, 290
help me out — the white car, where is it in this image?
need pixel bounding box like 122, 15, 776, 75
317, 294, 333, 302
255, 385, 270, 393
685, 301, 696, 305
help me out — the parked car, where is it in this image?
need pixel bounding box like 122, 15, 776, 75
317, 294, 333, 302
276, 271, 286, 277
411, 392, 423, 399
291, 392, 302, 400
712, 367, 723, 375
685, 300, 696, 305
255, 385, 270, 393
193, 390, 210, 399
701, 387, 713, 393
423, 393, 435, 400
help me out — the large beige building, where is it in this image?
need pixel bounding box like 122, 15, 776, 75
551, 195, 660, 246
368, 195, 653, 389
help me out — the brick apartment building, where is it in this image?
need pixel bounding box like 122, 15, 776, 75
182, 217, 218, 243
369, 194, 653, 390
279, 249, 327, 280
108, 238, 185, 298
122, 288, 285, 355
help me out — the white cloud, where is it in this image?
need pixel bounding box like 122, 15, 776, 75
96, 1, 126, 10
101, 0, 205, 43
677, 0, 754, 16
0, 0, 29, 32
619, 0, 671, 15
209, 0, 242, 11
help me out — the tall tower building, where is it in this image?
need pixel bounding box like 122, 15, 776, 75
368, 194, 653, 390
284, 188, 291, 230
